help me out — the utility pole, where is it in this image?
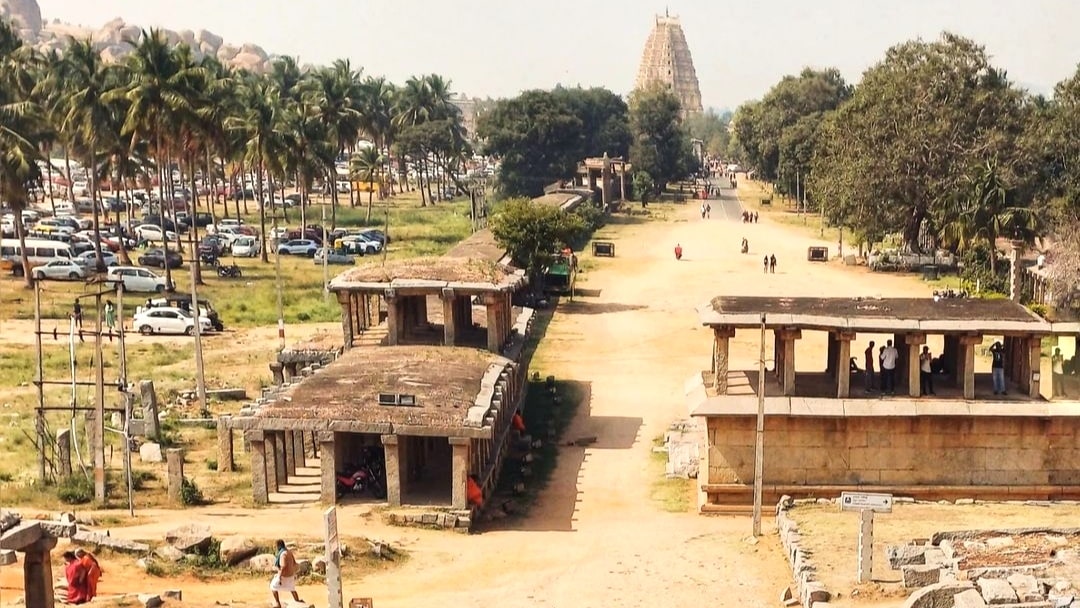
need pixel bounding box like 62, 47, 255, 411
752, 313, 767, 537
116, 281, 134, 516
34, 280, 45, 482
273, 214, 285, 350
92, 293, 106, 503
321, 200, 329, 303
187, 230, 208, 416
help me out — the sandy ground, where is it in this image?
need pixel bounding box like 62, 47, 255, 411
1, 184, 946, 607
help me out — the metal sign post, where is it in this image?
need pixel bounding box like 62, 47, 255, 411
840, 492, 893, 583
324, 506, 343, 608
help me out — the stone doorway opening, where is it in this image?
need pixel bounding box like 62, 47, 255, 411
401, 435, 452, 506
335, 432, 387, 503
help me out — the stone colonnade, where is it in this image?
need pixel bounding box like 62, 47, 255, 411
711, 326, 1046, 399
337, 292, 383, 347
243, 429, 313, 504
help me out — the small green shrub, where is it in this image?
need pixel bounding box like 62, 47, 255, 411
0, 472, 13, 482
296, 311, 311, 322
57, 474, 94, 504
1028, 303, 1049, 319
206, 458, 218, 471
180, 477, 205, 506
130, 469, 157, 491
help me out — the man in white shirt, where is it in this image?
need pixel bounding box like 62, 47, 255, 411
919, 345, 935, 396
880, 340, 899, 395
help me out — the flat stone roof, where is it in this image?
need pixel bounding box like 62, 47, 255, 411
699, 296, 1057, 334
689, 395, 1080, 418
443, 229, 512, 265
240, 346, 512, 436
329, 257, 526, 293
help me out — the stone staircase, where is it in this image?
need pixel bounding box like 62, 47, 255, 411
268, 459, 321, 505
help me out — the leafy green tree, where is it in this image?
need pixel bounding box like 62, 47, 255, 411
808, 33, 1029, 252
489, 199, 586, 293
684, 109, 733, 158
0, 20, 44, 285
349, 146, 383, 222
478, 87, 631, 197
632, 171, 655, 205
628, 83, 697, 189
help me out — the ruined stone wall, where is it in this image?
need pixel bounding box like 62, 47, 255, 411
707, 415, 1080, 488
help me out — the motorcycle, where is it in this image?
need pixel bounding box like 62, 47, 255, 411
199, 252, 220, 268
217, 264, 242, 278
335, 464, 387, 499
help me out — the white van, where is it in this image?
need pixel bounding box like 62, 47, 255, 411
0, 238, 76, 273
231, 236, 260, 257
107, 266, 169, 293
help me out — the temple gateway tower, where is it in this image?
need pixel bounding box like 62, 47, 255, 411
635, 11, 704, 115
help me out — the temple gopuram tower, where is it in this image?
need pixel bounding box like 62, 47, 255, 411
635, 11, 704, 115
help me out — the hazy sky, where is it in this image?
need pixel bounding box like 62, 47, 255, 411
35, 0, 1080, 109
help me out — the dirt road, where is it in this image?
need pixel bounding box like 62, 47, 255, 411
1, 184, 929, 607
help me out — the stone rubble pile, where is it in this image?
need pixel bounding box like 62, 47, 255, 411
776, 496, 832, 608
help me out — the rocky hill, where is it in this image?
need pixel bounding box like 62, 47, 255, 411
1, 0, 274, 73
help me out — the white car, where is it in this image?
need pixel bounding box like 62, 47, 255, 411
231, 236, 261, 257
107, 266, 169, 293
132, 307, 213, 336
269, 226, 290, 240
277, 239, 318, 256
341, 234, 382, 255
217, 218, 244, 230
75, 250, 119, 267
134, 224, 178, 242
33, 259, 88, 280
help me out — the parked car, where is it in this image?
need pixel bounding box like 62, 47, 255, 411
199, 234, 230, 256
139, 214, 178, 232
218, 218, 244, 229
285, 193, 303, 205
32, 259, 88, 280
146, 295, 224, 331
230, 188, 256, 201
134, 224, 178, 243
231, 236, 261, 258
177, 211, 213, 228
277, 239, 318, 256
138, 248, 184, 269
107, 266, 169, 293
133, 307, 213, 336
75, 250, 120, 268
313, 248, 355, 265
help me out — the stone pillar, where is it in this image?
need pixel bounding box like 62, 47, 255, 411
166, 448, 184, 506
959, 335, 981, 400
441, 288, 457, 346
272, 432, 287, 489
485, 295, 501, 353
777, 329, 801, 396
293, 431, 306, 469
217, 415, 234, 473
414, 295, 429, 328
265, 434, 279, 494
943, 335, 960, 386
904, 334, 926, 397
336, 291, 353, 348
826, 332, 839, 377
56, 428, 72, 477
384, 290, 400, 346
318, 431, 336, 504
836, 332, 855, 398
283, 430, 296, 477
1010, 240, 1024, 302
1028, 336, 1043, 398
382, 434, 402, 507
23, 537, 57, 608
269, 362, 285, 385
773, 331, 782, 383
712, 326, 736, 393
248, 430, 268, 504
139, 379, 160, 439
449, 437, 470, 509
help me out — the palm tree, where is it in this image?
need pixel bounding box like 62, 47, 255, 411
358, 76, 398, 195
229, 76, 286, 263
57, 37, 118, 272
349, 146, 383, 223
0, 21, 44, 286
113, 29, 205, 289
310, 62, 363, 224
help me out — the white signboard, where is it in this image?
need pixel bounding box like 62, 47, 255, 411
839, 491, 893, 513
324, 505, 339, 554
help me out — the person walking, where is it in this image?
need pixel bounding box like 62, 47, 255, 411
863, 341, 876, 393
919, 346, 935, 396
881, 340, 899, 395
753, 211, 759, 223
73, 299, 83, 329
104, 300, 116, 334
1053, 347, 1066, 397
990, 341, 1007, 395
763, 255, 769, 274
269, 540, 302, 608
705, 202, 711, 218
769, 254, 777, 273
701, 202, 707, 219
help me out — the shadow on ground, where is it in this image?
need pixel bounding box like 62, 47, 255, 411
558, 301, 645, 315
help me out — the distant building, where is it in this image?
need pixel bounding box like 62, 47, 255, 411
450, 94, 486, 142
635, 11, 704, 116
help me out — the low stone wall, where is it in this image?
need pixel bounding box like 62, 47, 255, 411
705, 415, 1080, 504
385, 509, 471, 533
776, 497, 831, 608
